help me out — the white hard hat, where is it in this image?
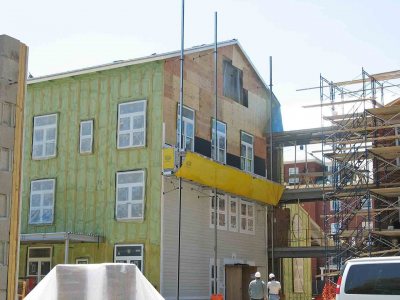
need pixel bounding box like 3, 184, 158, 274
255, 272, 261, 278
269, 273, 275, 279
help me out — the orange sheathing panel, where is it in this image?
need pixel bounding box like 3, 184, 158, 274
175, 152, 284, 206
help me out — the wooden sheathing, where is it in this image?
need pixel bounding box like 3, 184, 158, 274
19, 62, 164, 288
163, 44, 269, 162
7, 42, 28, 300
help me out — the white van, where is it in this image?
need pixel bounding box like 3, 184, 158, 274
336, 256, 400, 300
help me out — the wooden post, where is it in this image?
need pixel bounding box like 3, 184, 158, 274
7, 42, 28, 300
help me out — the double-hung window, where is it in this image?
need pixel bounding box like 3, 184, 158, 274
361, 197, 372, 210
176, 105, 195, 151
288, 167, 299, 184
330, 199, 341, 212
80, 120, 93, 153
27, 247, 52, 282
0, 147, 12, 172
240, 201, 255, 234
229, 196, 239, 232
114, 244, 144, 272
211, 119, 226, 164
117, 100, 146, 148
32, 114, 57, 159
29, 179, 55, 225
240, 132, 254, 172
116, 170, 145, 220
330, 222, 339, 234
210, 193, 227, 230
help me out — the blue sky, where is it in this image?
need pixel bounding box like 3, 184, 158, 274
2, 0, 399, 131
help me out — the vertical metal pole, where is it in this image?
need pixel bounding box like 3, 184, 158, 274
64, 234, 69, 264
213, 11, 218, 295
269, 56, 273, 181
177, 0, 185, 299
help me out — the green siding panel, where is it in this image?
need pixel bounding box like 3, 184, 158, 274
20, 61, 164, 287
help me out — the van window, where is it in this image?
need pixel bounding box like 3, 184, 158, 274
345, 263, 400, 295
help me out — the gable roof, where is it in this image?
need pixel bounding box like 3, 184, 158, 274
27, 39, 272, 95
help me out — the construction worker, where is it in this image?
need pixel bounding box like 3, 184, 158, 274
267, 273, 281, 300
248, 271, 267, 300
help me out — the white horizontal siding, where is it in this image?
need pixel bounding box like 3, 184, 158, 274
161, 178, 268, 299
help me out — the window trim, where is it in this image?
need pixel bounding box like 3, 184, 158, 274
26, 246, 52, 279
288, 167, 300, 184
29, 178, 56, 225
114, 244, 144, 272
176, 104, 195, 151
228, 196, 239, 232
209, 193, 227, 230
330, 199, 341, 211
239, 200, 255, 235
75, 257, 89, 264
211, 119, 227, 164
240, 131, 254, 173
79, 119, 94, 154
117, 100, 147, 149
115, 170, 146, 221
32, 113, 58, 160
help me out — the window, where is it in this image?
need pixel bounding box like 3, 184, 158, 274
331, 223, 339, 234
209, 258, 224, 296
116, 170, 145, 220
344, 263, 400, 295
0, 102, 15, 127
288, 167, 299, 184
330, 199, 341, 211
176, 105, 195, 151
32, 114, 57, 159
362, 221, 374, 230
229, 196, 239, 232
79, 120, 93, 153
361, 197, 372, 210
223, 60, 245, 106
27, 247, 52, 281
240, 201, 255, 234
211, 119, 226, 164
240, 132, 254, 172
29, 179, 55, 225
0, 194, 8, 218
0, 147, 12, 171
0, 242, 7, 265
114, 244, 143, 272
117, 100, 146, 148
75, 258, 89, 264
210, 193, 227, 230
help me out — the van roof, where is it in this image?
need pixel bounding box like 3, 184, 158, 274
347, 256, 400, 263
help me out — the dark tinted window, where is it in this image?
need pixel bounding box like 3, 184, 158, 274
345, 263, 400, 295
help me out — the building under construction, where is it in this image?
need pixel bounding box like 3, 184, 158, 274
274, 68, 400, 295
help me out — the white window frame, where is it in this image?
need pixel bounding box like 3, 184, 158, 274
330, 222, 339, 234
79, 120, 94, 154
114, 244, 144, 272
27, 247, 52, 281
210, 193, 227, 230
229, 196, 239, 232
288, 167, 299, 184
29, 179, 56, 225
75, 258, 89, 264
330, 199, 341, 211
0, 194, 8, 218
32, 114, 58, 159
116, 170, 145, 221
240, 131, 254, 173
177, 105, 195, 151
239, 200, 255, 234
209, 258, 223, 296
362, 220, 374, 230
361, 197, 372, 210
0, 147, 12, 172
211, 119, 227, 164
117, 100, 147, 149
